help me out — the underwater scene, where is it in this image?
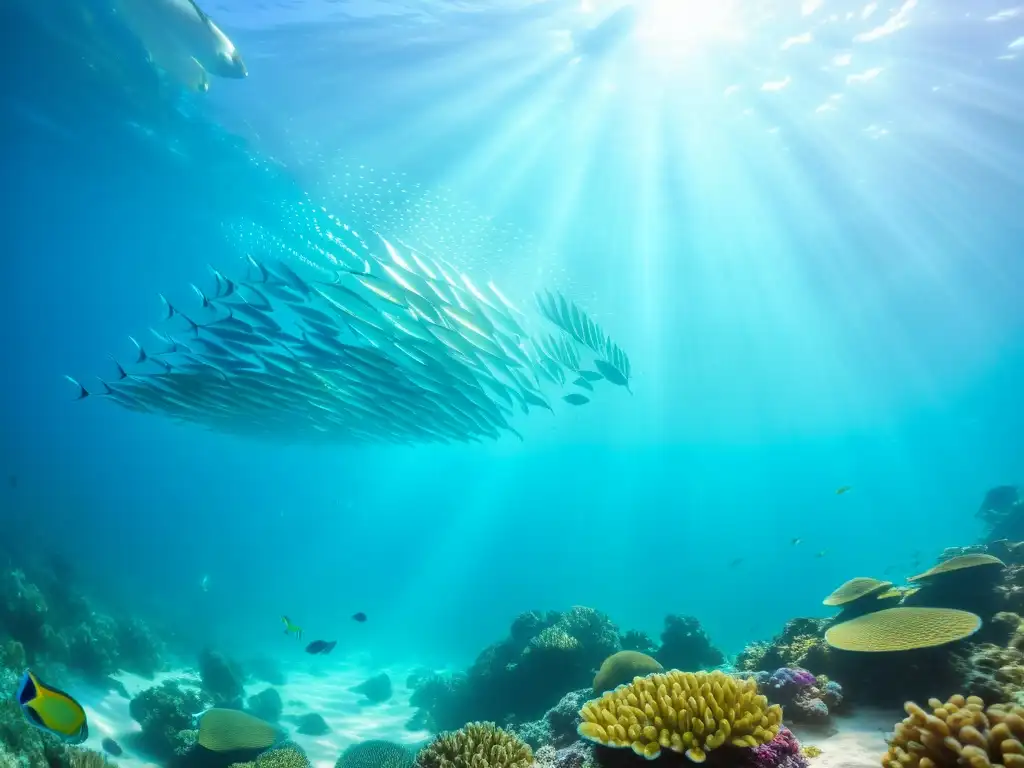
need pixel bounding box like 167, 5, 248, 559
3, 0, 1024, 766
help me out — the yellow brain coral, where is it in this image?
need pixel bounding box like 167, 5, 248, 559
415, 722, 532, 768
577, 669, 782, 763
883, 695, 1024, 768
910, 554, 1006, 582
593, 651, 664, 694
825, 607, 981, 652
823, 577, 893, 606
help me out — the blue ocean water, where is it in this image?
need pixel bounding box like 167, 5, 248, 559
2, 0, 1024, 683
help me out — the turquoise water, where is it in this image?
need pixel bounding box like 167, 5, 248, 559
2, 0, 1024, 682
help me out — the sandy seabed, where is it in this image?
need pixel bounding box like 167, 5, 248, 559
791, 708, 901, 768
73, 667, 899, 768
75, 661, 432, 768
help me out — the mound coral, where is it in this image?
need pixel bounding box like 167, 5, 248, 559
248, 687, 284, 722
593, 651, 663, 694
656, 615, 724, 671
199, 648, 246, 708
825, 607, 982, 652
577, 669, 782, 762
337, 740, 414, 768
883, 694, 1024, 768
351, 672, 393, 704
416, 722, 533, 768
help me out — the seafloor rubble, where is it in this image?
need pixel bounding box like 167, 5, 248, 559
6, 483, 1024, 768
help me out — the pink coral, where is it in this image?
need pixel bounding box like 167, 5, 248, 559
742, 727, 809, 768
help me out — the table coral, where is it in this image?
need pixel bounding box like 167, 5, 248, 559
577, 670, 782, 762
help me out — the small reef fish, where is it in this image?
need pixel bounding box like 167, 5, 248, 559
836, 486, 853, 495
200, 574, 210, 592
101, 738, 123, 757
791, 538, 802, 546
17, 670, 89, 744
816, 550, 827, 558
728, 558, 743, 568
282, 616, 302, 639
352, 612, 367, 623
305, 640, 337, 655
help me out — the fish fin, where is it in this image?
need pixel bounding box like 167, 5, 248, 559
178, 312, 200, 337
95, 379, 113, 396
64, 376, 89, 400
183, 0, 212, 26
159, 294, 174, 320
17, 670, 37, 705
191, 284, 210, 308
108, 358, 128, 380
128, 336, 147, 363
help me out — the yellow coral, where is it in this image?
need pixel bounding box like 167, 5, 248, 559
882, 695, 1024, 768
801, 746, 822, 758
823, 578, 892, 606
415, 722, 532, 768
577, 669, 782, 763
593, 651, 664, 694
825, 607, 981, 652
910, 554, 1005, 582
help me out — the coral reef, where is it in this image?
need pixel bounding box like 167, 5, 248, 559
128, 679, 211, 760
0, 560, 165, 681
903, 555, 1006, 617
655, 615, 725, 671
416, 722, 532, 768
512, 690, 591, 750
760, 669, 843, 723
351, 672, 393, 704
408, 607, 623, 730
230, 745, 313, 768
736, 727, 808, 768
883, 694, 1024, 768
577, 669, 782, 761
824, 607, 982, 651
736, 620, 831, 674
620, 632, 657, 656
66, 748, 117, 767
199, 649, 247, 708
248, 688, 284, 722
592, 652, 663, 694
978, 485, 1024, 543
336, 740, 414, 768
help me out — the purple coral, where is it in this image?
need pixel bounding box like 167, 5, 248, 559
740, 727, 809, 768
768, 667, 816, 693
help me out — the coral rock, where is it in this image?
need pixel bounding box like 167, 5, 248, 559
416, 722, 532, 768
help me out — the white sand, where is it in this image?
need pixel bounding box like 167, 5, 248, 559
790, 708, 901, 768
74, 661, 432, 768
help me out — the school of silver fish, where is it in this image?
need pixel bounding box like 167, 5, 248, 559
67, 224, 632, 445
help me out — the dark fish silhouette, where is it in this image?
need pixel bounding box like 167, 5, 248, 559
102, 738, 123, 756
352, 612, 367, 623
305, 640, 336, 655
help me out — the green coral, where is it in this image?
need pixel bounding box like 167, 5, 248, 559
337, 740, 414, 768
415, 722, 532, 768
231, 745, 312, 768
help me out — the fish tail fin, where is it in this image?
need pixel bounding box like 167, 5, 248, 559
107, 356, 128, 380
64, 376, 89, 400
95, 379, 113, 396
247, 254, 269, 283
128, 336, 147, 364
16, 670, 36, 705
191, 283, 210, 308
178, 312, 200, 338
159, 293, 174, 320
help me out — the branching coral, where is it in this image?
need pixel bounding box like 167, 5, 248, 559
416, 722, 533, 768
883, 694, 1024, 768
67, 748, 117, 767
577, 669, 782, 762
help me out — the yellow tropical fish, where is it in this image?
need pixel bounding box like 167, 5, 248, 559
282, 615, 302, 639
836, 486, 853, 495
17, 670, 88, 744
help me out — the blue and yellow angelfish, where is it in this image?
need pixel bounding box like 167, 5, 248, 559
16, 670, 89, 744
